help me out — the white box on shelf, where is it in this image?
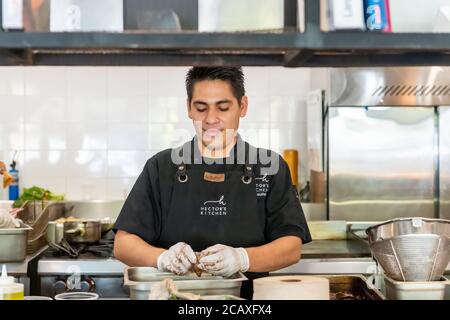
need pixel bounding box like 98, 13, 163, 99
2, 0, 23, 30
298, 0, 305, 32
50, 0, 123, 32
327, 0, 366, 31
434, 6, 450, 33
198, 0, 284, 32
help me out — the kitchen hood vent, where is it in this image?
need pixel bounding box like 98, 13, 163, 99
372, 85, 450, 97
329, 67, 450, 106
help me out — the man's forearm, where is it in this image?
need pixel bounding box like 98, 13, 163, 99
114, 230, 165, 267
245, 236, 302, 273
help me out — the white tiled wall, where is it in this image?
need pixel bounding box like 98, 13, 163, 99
0, 66, 311, 200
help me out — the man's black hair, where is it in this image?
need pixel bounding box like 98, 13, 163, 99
185, 67, 245, 103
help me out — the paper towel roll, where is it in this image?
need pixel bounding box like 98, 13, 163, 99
253, 276, 330, 300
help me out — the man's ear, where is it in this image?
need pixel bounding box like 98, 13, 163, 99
240, 96, 248, 117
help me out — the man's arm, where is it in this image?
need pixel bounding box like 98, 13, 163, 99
114, 230, 165, 267
245, 236, 302, 272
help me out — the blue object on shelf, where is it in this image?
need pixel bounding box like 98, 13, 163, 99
363, 0, 391, 32
8, 160, 19, 201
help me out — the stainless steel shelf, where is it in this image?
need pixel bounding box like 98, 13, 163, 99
1, 0, 450, 66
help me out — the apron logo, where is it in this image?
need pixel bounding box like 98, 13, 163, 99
255, 174, 269, 183
255, 174, 270, 197
204, 172, 225, 183
201, 195, 227, 216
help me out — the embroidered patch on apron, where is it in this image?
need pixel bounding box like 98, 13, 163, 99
204, 172, 225, 183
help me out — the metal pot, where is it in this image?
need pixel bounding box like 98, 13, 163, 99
63, 220, 101, 244
100, 217, 115, 235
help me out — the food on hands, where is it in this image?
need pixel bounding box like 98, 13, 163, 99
191, 252, 207, 277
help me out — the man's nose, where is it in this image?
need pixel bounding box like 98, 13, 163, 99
205, 109, 219, 124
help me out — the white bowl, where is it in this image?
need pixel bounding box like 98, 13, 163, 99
54, 292, 99, 300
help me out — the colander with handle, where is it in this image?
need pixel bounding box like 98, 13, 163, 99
366, 218, 450, 282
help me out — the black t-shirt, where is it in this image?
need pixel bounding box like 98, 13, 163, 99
113, 142, 312, 249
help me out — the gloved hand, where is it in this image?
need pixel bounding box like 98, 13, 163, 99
199, 244, 249, 278
157, 242, 197, 275
0, 208, 21, 228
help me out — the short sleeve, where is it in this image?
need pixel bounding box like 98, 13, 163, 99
113, 158, 162, 244
264, 156, 312, 244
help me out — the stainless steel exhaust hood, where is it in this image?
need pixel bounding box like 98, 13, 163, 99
329, 67, 450, 107
326, 67, 450, 221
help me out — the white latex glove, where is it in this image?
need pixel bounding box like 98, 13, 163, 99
0, 208, 21, 228
199, 244, 249, 278
157, 242, 197, 275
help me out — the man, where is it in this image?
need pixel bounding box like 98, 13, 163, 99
113, 67, 311, 298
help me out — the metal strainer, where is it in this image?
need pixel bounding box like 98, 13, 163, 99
366, 218, 450, 281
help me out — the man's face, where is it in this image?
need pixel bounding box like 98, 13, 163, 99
188, 80, 248, 151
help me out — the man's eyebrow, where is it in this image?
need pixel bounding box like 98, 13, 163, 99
193, 101, 208, 106
216, 99, 232, 105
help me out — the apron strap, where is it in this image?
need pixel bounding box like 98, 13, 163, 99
174, 136, 254, 185
176, 163, 188, 183
241, 143, 254, 185
174, 140, 194, 183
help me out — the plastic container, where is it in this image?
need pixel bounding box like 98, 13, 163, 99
0, 265, 24, 300
8, 160, 19, 201
384, 274, 450, 300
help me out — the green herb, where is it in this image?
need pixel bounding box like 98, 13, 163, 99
13, 186, 65, 208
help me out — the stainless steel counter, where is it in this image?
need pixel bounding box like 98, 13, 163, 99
301, 239, 371, 258
273, 258, 377, 275
38, 257, 126, 275
3, 246, 48, 276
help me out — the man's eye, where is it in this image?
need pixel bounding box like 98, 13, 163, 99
219, 107, 229, 112
196, 108, 207, 112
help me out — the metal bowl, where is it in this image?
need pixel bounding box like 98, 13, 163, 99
366, 218, 450, 281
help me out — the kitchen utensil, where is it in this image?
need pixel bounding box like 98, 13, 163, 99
124, 267, 247, 300
100, 217, 115, 235
54, 292, 99, 300
17, 200, 65, 240
383, 274, 450, 300
24, 296, 53, 300
366, 217, 450, 281
26, 231, 48, 255
0, 224, 32, 262
48, 239, 79, 258
63, 219, 101, 244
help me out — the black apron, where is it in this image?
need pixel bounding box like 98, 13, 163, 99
157, 138, 266, 299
